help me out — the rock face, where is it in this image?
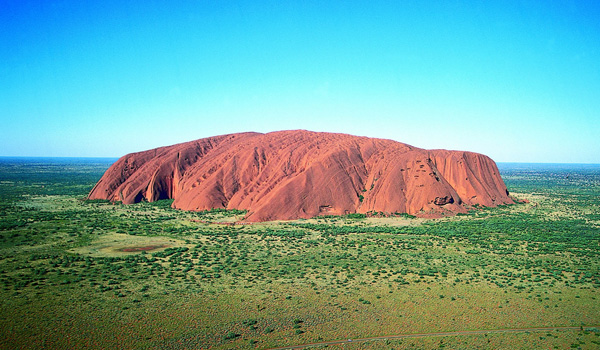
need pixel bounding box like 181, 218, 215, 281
89, 130, 513, 221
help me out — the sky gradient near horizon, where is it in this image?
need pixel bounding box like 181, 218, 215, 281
1, 1, 599, 162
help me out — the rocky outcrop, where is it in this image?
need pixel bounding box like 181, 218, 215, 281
89, 130, 513, 221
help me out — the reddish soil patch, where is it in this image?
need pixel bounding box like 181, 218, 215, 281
119, 244, 168, 252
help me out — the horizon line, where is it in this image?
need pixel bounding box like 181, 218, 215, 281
0, 155, 599, 166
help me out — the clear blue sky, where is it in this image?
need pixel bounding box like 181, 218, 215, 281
1, 1, 599, 162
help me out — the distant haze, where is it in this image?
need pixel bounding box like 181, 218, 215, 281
1, 1, 599, 163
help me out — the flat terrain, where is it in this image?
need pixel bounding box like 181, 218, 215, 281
0, 158, 599, 349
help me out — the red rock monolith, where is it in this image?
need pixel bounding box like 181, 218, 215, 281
89, 130, 513, 221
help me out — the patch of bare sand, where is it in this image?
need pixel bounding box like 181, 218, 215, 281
69, 233, 187, 257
